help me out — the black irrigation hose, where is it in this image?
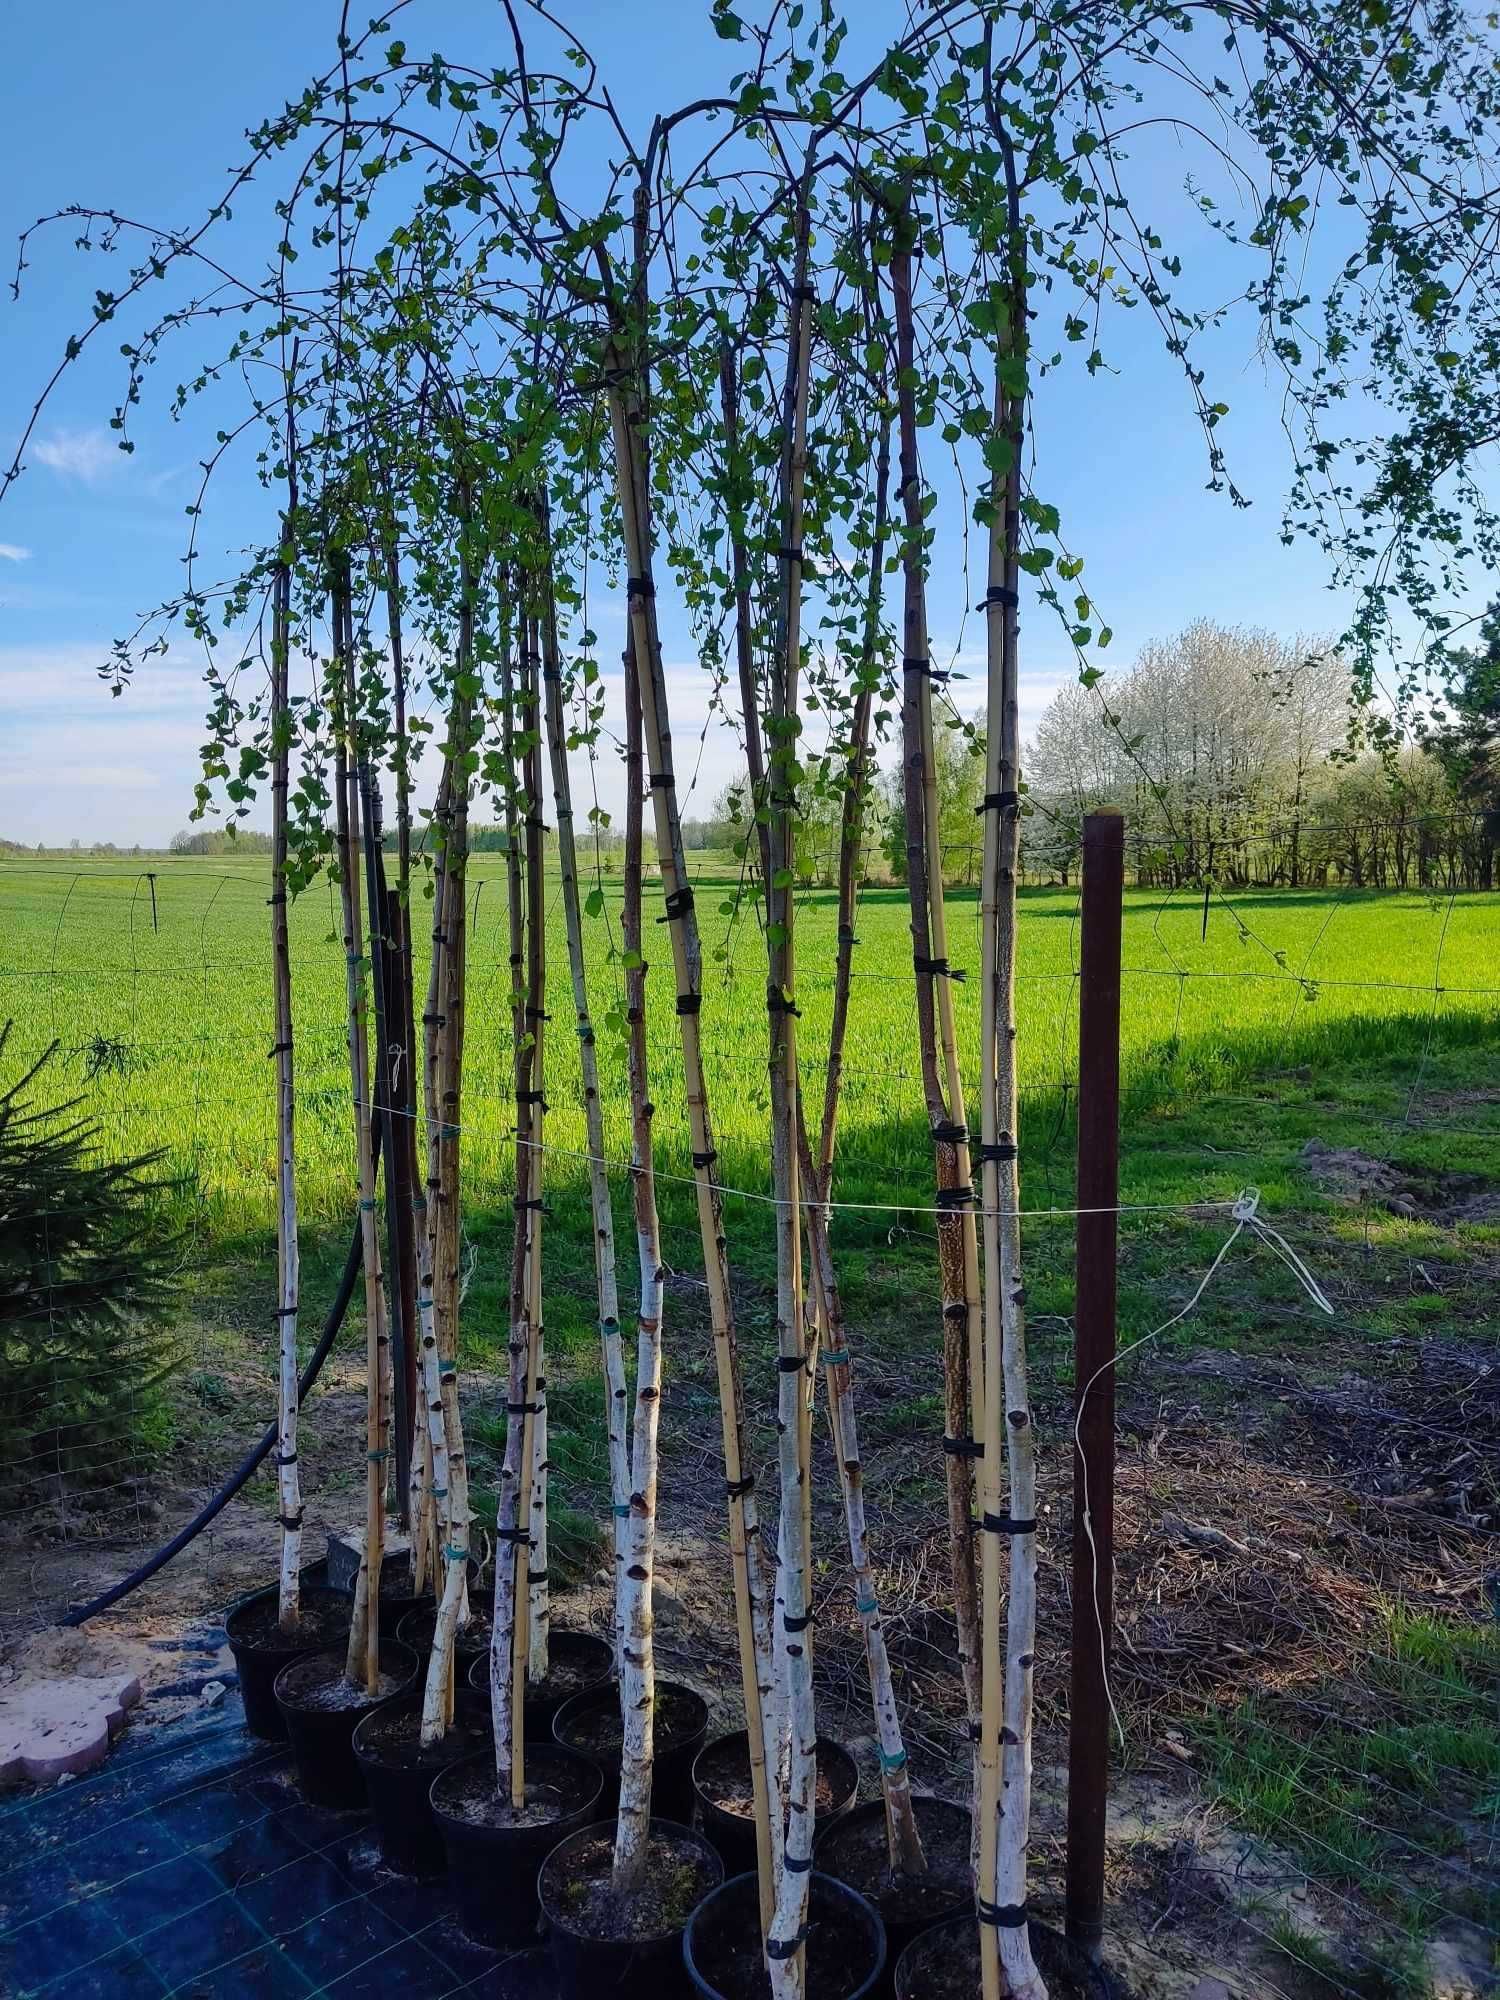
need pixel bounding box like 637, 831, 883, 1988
61, 1211, 367, 1628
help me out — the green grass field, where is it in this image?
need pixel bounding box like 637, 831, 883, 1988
2, 857, 1494, 1248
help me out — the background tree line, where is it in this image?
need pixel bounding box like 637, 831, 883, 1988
1026, 620, 1500, 890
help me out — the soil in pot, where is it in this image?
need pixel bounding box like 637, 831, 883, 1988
553, 1679, 707, 1823
431, 1745, 603, 1950
398, 1588, 494, 1663
684, 1869, 885, 2000
376, 1552, 481, 1636
274, 1640, 418, 1808
539, 1818, 723, 1998
893, 1912, 1132, 2000
694, 1731, 857, 1872
477, 1627, 614, 1725
352, 1690, 492, 1877
815, 1794, 971, 1961
225, 1586, 351, 1741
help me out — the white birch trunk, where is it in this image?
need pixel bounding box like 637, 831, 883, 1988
270, 551, 303, 1633
613, 630, 662, 1893
538, 570, 630, 1674
602, 307, 780, 1927
981, 157, 1047, 2000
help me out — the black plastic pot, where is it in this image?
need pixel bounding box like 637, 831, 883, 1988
273, 1639, 419, 1807
538, 1817, 723, 1999
893, 1912, 1128, 2000
683, 1870, 886, 2000
351, 1689, 492, 1876
224, 1586, 351, 1741
431, 1743, 603, 1949
375, 1552, 481, 1638
470, 1626, 613, 1730
814, 1794, 972, 1991
692, 1731, 858, 1877
553, 1679, 708, 1826
397, 1587, 494, 1666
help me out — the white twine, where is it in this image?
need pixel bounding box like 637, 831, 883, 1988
1074, 1187, 1334, 1749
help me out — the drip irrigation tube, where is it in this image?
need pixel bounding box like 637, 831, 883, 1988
61, 1209, 367, 1628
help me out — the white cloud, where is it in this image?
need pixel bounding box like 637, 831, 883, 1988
32, 427, 118, 485
0, 543, 30, 563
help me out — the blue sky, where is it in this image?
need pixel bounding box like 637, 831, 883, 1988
1, 0, 1359, 847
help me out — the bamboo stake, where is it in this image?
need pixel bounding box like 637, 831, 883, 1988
602, 287, 779, 1926
269, 509, 303, 1634
332, 568, 387, 1694
612, 627, 663, 1895
977, 127, 1047, 2000
537, 516, 631, 1676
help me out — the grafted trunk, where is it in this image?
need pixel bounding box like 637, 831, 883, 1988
518, 609, 550, 1687
417, 538, 478, 1745
889, 234, 984, 1748
491, 588, 535, 1799
537, 519, 631, 1681
977, 142, 1047, 2000
612, 629, 663, 1896
601, 234, 779, 1930
801, 415, 924, 1874
269, 532, 302, 1634
332, 569, 388, 1694
761, 213, 817, 1999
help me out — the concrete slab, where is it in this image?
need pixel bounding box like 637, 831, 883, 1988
0, 1671, 144, 1784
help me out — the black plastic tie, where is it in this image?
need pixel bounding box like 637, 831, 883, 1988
976, 789, 1021, 817
784, 1851, 814, 1872
915, 955, 965, 982
932, 1120, 968, 1145
675, 991, 703, 1017
767, 992, 801, 1017
691, 1148, 718, 1170
277, 1512, 304, 1531
626, 574, 656, 600
979, 585, 1020, 611
662, 887, 695, 919
725, 1474, 756, 1499
496, 1525, 530, 1544
765, 1931, 809, 1962
977, 1899, 1028, 1929
982, 1511, 1038, 1534
648, 771, 676, 790
783, 1611, 813, 1634
977, 1140, 1019, 1164
777, 1353, 809, 1374
934, 1185, 976, 1211
942, 1435, 984, 1459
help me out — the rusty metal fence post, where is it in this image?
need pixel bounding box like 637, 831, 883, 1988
1066, 808, 1124, 1959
